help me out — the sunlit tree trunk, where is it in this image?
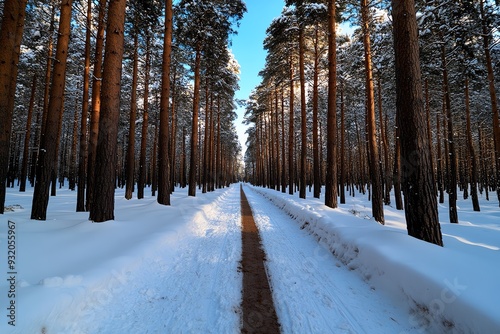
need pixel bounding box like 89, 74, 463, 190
361, 0, 384, 224
89, 0, 127, 222
86, 0, 106, 211
76, 0, 91, 211
31, 0, 72, 220
325, 0, 338, 208
158, 0, 173, 204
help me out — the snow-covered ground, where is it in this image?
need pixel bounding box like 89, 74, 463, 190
0, 182, 499, 333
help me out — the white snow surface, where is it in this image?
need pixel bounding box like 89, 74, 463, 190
0, 183, 499, 333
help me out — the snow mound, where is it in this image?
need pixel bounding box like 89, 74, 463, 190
248, 185, 500, 333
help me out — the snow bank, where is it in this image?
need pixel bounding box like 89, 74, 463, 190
248, 185, 500, 333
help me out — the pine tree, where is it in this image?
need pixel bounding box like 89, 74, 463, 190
89, 0, 127, 222
31, 0, 73, 220
392, 0, 443, 246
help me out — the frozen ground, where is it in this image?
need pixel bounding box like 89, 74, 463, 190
0, 183, 499, 333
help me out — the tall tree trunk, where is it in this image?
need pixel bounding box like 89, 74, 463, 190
340, 84, 346, 204
441, 42, 458, 224
138, 35, 151, 200
325, 0, 338, 208
181, 126, 187, 188
274, 89, 280, 191
31, 0, 72, 220
188, 43, 201, 197
151, 120, 158, 196
216, 107, 221, 188
76, 0, 91, 211
312, 27, 320, 199
479, 0, 500, 206
425, 79, 436, 196
0, 0, 28, 213
299, 26, 307, 199
465, 78, 480, 211
281, 88, 286, 193
158, 0, 173, 204
288, 54, 295, 196
393, 122, 403, 210
478, 124, 489, 201
86, 0, 106, 211
20, 74, 37, 192
391, 0, 443, 246
361, 0, 384, 224
125, 34, 139, 200
169, 68, 177, 193
69, 98, 79, 191
202, 83, 210, 193
378, 76, 391, 205
89, 0, 127, 222
436, 111, 445, 203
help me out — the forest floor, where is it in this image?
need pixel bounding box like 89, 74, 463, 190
0, 183, 499, 333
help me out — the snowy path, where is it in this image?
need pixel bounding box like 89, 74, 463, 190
75, 187, 243, 334
243, 185, 414, 334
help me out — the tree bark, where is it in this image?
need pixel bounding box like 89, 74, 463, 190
20, 74, 37, 192
138, 34, 151, 200
158, 0, 173, 204
465, 78, 480, 211
0, 0, 28, 213
69, 98, 79, 191
188, 43, 201, 197
340, 84, 346, 204
89, 0, 127, 222
31, 0, 72, 220
86, 0, 106, 211
325, 0, 338, 208
288, 54, 295, 196
440, 42, 458, 224
361, 0, 384, 224
299, 26, 307, 199
125, 34, 139, 200
391, 0, 443, 245
76, 0, 91, 211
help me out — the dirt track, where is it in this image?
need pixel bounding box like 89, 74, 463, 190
240, 185, 281, 334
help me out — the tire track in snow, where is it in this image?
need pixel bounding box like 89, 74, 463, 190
240, 185, 281, 333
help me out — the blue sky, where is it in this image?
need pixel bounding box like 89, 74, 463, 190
231, 0, 286, 157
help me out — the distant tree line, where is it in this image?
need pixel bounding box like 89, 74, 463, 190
243, 0, 499, 246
